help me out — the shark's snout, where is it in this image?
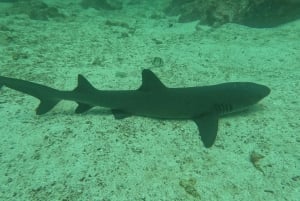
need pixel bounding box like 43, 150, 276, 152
232, 82, 271, 107
258, 84, 271, 99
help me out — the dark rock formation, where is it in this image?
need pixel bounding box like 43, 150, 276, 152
165, 0, 300, 28
80, 0, 122, 10
4, 0, 65, 20
242, 0, 300, 28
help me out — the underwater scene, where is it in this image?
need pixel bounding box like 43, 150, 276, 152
0, 0, 299, 200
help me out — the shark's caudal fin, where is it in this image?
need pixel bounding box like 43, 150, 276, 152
0, 75, 61, 115
74, 74, 95, 114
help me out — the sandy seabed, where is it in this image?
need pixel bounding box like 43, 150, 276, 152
0, 1, 299, 201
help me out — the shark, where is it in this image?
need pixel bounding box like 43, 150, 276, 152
0, 69, 270, 147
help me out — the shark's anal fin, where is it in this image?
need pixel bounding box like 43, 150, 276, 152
194, 113, 219, 148
36, 99, 60, 115
111, 109, 131, 119
75, 103, 93, 114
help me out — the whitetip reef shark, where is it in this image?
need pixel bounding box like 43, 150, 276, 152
0, 69, 270, 147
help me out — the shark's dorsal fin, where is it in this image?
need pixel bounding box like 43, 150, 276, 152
74, 74, 96, 93
138, 69, 166, 92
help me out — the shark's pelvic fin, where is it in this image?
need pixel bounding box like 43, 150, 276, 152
75, 103, 94, 114
138, 69, 166, 91
111, 109, 132, 119
194, 113, 219, 148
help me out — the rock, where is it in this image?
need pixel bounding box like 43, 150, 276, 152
80, 0, 122, 10
164, 0, 300, 28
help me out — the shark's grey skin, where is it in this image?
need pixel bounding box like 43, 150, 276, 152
0, 69, 270, 147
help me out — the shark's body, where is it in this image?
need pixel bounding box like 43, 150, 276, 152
0, 69, 270, 147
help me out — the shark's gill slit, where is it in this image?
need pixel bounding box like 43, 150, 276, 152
228, 104, 233, 112
215, 104, 232, 114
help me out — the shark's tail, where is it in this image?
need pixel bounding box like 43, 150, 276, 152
0, 75, 61, 115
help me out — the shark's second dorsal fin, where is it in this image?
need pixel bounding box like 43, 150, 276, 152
138, 69, 166, 92
74, 75, 95, 113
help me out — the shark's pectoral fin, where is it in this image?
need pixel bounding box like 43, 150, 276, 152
193, 113, 219, 148
36, 99, 60, 115
75, 102, 94, 113
111, 109, 132, 119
